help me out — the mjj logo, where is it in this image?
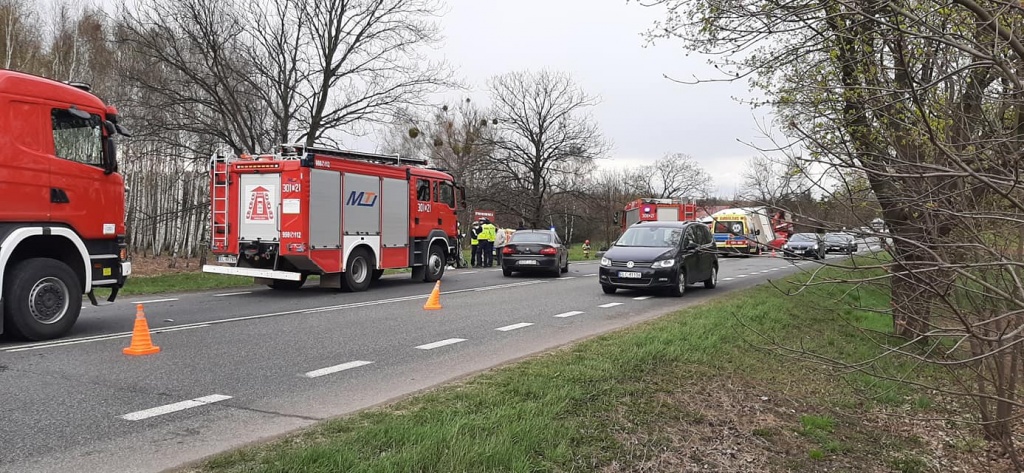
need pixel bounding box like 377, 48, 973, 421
346, 191, 378, 207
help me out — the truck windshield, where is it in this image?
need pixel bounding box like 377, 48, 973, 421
713, 221, 744, 234
616, 226, 682, 247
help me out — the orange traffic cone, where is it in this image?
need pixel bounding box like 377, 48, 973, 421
423, 281, 442, 310
123, 304, 160, 356
771, 248, 777, 258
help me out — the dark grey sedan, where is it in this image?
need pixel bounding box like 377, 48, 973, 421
781, 233, 825, 259
501, 230, 569, 277
824, 233, 858, 254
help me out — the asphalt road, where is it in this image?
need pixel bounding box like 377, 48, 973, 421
0, 244, 879, 473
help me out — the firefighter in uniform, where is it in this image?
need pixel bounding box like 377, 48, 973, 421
480, 218, 497, 267
470, 221, 482, 267
582, 239, 592, 259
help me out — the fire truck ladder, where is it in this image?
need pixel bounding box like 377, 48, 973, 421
284, 144, 429, 166
210, 152, 233, 250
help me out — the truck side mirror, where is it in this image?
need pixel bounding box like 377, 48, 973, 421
103, 136, 118, 175
612, 212, 619, 225
755, 229, 761, 236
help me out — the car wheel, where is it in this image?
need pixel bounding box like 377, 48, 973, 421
561, 259, 569, 273
552, 263, 562, 278
602, 284, 616, 294
502, 267, 512, 277
704, 265, 718, 289
668, 269, 686, 297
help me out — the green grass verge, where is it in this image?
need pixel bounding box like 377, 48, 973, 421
185, 263, 964, 472
96, 273, 256, 297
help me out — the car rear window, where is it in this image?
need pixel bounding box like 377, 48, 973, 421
510, 232, 552, 243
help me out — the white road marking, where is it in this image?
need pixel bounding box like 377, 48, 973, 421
132, 298, 179, 304
304, 360, 373, 378
2, 280, 544, 353
737, 274, 748, 278
554, 311, 584, 318
562, 276, 577, 280
598, 302, 623, 308
723, 277, 735, 281
121, 394, 231, 421
212, 291, 252, 297
770, 268, 781, 271
759, 270, 770, 273
415, 338, 466, 350
154, 324, 210, 333
584, 274, 598, 277
496, 322, 534, 332
632, 296, 653, 301
461, 271, 478, 274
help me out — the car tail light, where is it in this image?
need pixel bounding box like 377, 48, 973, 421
502, 246, 514, 254
540, 247, 557, 255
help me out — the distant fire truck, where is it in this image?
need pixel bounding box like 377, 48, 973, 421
203, 145, 463, 291
618, 198, 698, 231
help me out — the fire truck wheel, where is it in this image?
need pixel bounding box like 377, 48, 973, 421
371, 269, 385, 282
3, 258, 82, 341
342, 248, 373, 292
423, 244, 446, 282
269, 274, 307, 291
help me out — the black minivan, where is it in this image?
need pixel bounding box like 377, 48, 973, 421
599, 221, 718, 296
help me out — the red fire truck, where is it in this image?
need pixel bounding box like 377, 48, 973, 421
618, 198, 698, 231
203, 145, 463, 291
1, 70, 131, 340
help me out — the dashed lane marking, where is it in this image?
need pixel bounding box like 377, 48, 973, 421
737, 274, 748, 278
598, 302, 623, 308
3, 280, 544, 353
415, 338, 467, 350
121, 394, 231, 421
304, 361, 373, 378
496, 322, 534, 332
723, 277, 735, 281
554, 311, 584, 318
633, 296, 653, 301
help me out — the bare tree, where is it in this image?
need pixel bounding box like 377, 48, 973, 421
625, 152, 714, 200
644, 0, 1024, 463
740, 155, 809, 206
484, 70, 610, 228
0, 0, 42, 71
295, 0, 453, 147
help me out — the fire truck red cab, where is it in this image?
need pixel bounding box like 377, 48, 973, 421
618, 198, 698, 231
203, 145, 463, 291
0, 69, 131, 340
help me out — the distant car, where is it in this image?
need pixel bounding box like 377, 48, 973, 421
599, 221, 718, 297
824, 233, 858, 254
501, 229, 569, 277
782, 233, 825, 259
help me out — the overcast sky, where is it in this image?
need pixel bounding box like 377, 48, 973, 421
392, 0, 780, 197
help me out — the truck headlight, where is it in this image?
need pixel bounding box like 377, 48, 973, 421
600, 257, 611, 267
652, 259, 675, 268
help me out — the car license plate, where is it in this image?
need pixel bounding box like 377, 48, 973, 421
618, 271, 642, 278
518, 260, 538, 265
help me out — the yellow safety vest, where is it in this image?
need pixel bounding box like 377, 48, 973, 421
480, 223, 496, 241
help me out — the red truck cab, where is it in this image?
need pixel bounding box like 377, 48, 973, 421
0, 69, 131, 340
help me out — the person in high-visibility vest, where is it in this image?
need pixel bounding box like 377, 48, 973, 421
470, 221, 482, 267
582, 239, 592, 259
479, 218, 497, 267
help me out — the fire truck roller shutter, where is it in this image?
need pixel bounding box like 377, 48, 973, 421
656, 207, 679, 221
310, 169, 341, 249
381, 178, 409, 247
